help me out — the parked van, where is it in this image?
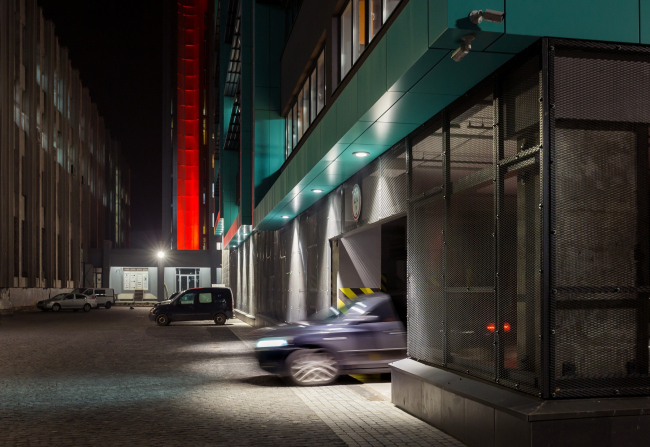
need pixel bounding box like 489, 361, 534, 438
149, 287, 234, 326
72, 288, 116, 309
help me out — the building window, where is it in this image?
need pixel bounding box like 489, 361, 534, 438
176, 268, 200, 292
285, 48, 327, 159
339, 0, 401, 82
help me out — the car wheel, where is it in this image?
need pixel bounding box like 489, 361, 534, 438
52, 303, 61, 312
105, 301, 112, 309
286, 349, 339, 386
156, 314, 170, 326
213, 313, 227, 325
83, 304, 91, 312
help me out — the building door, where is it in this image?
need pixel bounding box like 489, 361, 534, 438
176, 268, 200, 292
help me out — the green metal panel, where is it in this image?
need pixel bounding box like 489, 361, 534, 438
359, 91, 404, 122
428, 0, 448, 46
484, 34, 539, 54
355, 121, 420, 146
336, 74, 359, 138
431, 29, 501, 51
357, 38, 387, 116
386, 0, 430, 90
256, 86, 270, 111
319, 103, 339, 154
411, 51, 513, 95
388, 48, 448, 92
641, 0, 650, 43
378, 92, 457, 124
506, 0, 640, 43
339, 121, 373, 144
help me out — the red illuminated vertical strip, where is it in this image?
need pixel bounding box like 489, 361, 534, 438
177, 0, 206, 250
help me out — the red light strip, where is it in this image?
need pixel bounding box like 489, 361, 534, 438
176, 0, 206, 250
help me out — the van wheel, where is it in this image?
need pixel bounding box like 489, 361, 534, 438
83, 304, 91, 312
156, 314, 170, 326
105, 301, 112, 309
214, 314, 227, 325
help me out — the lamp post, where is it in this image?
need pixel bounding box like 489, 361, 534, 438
157, 250, 165, 301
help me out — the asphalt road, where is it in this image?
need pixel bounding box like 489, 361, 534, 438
0, 307, 464, 447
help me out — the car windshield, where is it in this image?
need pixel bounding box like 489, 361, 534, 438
51, 293, 67, 300
72, 288, 89, 294
308, 301, 377, 323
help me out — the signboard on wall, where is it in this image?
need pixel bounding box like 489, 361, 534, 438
352, 184, 361, 220
123, 268, 149, 291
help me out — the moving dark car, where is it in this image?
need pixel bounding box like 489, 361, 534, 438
254, 293, 406, 386
149, 287, 233, 326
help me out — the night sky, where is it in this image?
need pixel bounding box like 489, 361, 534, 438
37, 0, 163, 249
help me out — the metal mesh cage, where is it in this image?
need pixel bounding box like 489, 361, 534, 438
411, 124, 443, 197
549, 39, 650, 398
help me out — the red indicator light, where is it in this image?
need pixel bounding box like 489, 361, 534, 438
487, 323, 496, 333
503, 322, 511, 332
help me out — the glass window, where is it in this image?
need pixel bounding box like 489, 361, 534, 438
179, 293, 195, 305
370, 0, 382, 41
301, 79, 310, 134
317, 51, 325, 113
292, 103, 298, 148
383, 0, 399, 23
286, 116, 292, 157
198, 293, 212, 304
297, 89, 304, 140
310, 70, 317, 124
340, 2, 352, 79
353, 0, 367, 63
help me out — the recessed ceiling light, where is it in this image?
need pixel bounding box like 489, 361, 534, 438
311, 189, 324, 193
282, 215, 290, 219
353, 151, 370, 157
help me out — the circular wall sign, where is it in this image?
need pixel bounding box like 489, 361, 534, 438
352, 184, 361, 220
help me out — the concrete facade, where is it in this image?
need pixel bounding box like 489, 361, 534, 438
0, 0, 130, 294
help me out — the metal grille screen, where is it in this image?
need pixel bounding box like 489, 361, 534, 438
549, 40, 650, 398
407, 49, 543, 394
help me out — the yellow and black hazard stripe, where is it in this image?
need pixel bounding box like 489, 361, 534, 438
338, 287, 381, 309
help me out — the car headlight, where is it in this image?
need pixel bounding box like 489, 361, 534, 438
256, 338, 290, 348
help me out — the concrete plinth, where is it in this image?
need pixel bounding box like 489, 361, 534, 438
390, 359, 650, 447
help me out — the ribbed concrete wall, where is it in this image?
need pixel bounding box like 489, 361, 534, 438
0, 0, 130, 289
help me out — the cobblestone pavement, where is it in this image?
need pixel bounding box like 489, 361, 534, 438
0, 308, 465, 447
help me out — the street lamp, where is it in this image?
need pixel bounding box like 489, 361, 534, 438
157, 251, 165, 259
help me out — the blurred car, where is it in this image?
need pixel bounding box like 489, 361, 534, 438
37, 293, 97, 312
254, 293, 406, 386
149, 287, 233, 326
72, 287, 114, 309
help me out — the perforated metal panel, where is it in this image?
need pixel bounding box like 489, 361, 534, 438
548, 39, 650, 398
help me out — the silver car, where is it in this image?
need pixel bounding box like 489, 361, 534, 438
37, 293, 96, 312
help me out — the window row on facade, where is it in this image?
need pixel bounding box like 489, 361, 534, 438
285, 49, 325, 159
340, 0, 401, 80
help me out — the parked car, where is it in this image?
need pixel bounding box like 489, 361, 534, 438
253, 293, 407, 386
37, 293, 97, 312
149, 287, 234, 326
155, 291, 183, 307
72, 288, 115, 309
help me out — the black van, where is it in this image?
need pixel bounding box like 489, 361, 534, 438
149, 287, 234, 326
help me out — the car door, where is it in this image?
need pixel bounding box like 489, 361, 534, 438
194, 292, 214, 320
61, 294, 75, 309
74, 294, 87, 309
212, 290, 229, 314
358, 299, 407, 366
174, 292, 196, 321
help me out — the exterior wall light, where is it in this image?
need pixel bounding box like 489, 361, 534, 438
451, 35, 475, 62
311, 189, 324, 193
353, 151, 370, 157
282, 215, 290, 219
468, 9, 505, 25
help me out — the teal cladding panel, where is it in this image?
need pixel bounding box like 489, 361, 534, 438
378, 92, 457, 124
388, 48, 448, 92
641, 0, 650, 43
357, 38, 387, 116
506, 0, 639, 44
336, 74, 359, 138
429, 0, 448, 46
386, 0, 430, 89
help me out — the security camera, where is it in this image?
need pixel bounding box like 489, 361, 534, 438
469, 9, 505, 25
451, 35, 475, 62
